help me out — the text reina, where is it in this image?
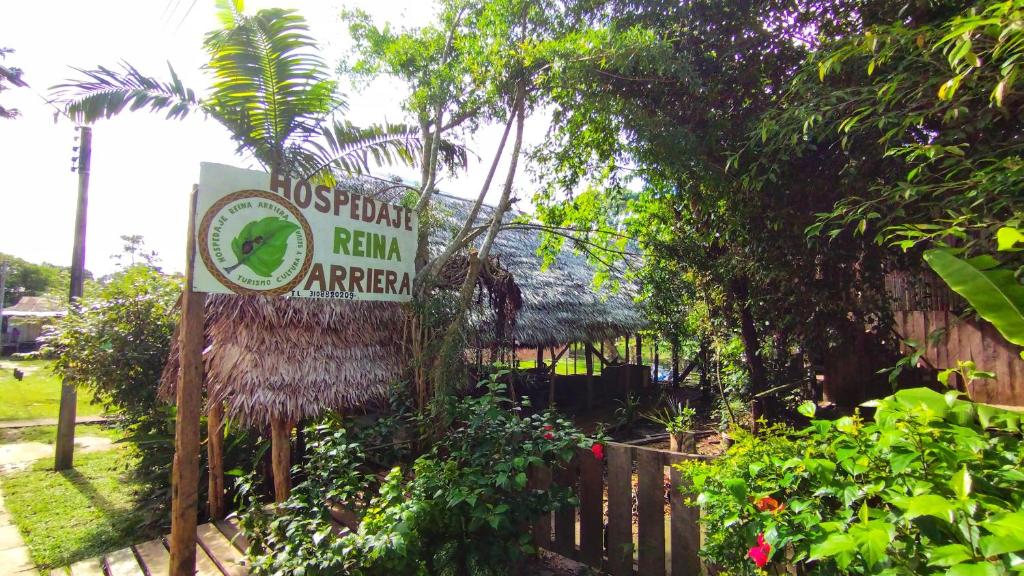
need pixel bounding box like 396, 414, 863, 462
270, 170, 415, 232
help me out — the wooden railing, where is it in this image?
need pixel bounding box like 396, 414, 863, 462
528, 442, 712, 575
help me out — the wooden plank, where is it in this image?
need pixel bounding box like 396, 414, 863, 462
68, 558, 105, 576
215, 519, 250, 553
208, 402, 226, 520
271, 417, 292, 502
198, 523, 247, 576
577, 448, 604, 567
552, 460, 577, 558
195, 541, 224, 576
669, 466, 700, 576
529, 464, 552, 548
170, 187, 207, 576
134, 539, 171, 576
105, 547, 144, 576
606, 443, 633, 576
637, 449, 666, 575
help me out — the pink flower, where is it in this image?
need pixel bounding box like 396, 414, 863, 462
544, 432, 554, 440
748, 533, 771, 567
747, 545, 769, 567
543, 424, 554, 431
590, 443, 604, 460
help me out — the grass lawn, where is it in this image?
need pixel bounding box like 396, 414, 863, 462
0, 424, 120, 445
0, 448, 160, 569
0, 359, 103, 421
517, 358, 603, 376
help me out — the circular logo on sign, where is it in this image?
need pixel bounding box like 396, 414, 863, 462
198, 190, 314, 296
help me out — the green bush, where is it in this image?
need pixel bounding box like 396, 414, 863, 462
679, 388, 1024, 575
239, 374, 603, 575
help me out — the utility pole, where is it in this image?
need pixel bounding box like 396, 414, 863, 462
55, 125, 91, 471
0, 261, 8, 346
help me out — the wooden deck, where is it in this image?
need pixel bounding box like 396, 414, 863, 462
51, 519, 249, 576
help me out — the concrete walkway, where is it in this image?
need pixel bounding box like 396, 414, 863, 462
0, 491, 37, 575
0, 417, 109, 429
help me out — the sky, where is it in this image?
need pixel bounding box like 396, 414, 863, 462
0, 0, 549, 276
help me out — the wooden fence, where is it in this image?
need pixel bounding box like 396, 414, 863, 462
886, 271, 1024, 406
528, 442, 711, 575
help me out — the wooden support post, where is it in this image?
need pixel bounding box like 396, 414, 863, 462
170, 186, 206, 576
624, 335, 630, 364
653, 338, 659, 384
271, 417, 292, 502
585, 343, 594, 410
671, 338, 679, 389
635, 333, 643, 365
536, 346, 543, 369
207, 401, 226, 520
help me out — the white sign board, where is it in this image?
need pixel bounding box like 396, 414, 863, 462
193, 163, 417, 302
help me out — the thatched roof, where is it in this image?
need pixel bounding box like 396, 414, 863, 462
2, 296, 64, 317
161, 177, 645, 426
430, 193, 646, 348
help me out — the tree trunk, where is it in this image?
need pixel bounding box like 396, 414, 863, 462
271, 418, 292, 502
733, 278, 769, 394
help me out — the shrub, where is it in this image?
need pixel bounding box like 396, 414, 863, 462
239, 373, 603, 575
44, 265, 181, 518
678, 388, 1024, 575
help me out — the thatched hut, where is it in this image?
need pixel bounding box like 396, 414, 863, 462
161, 181, 646, 503
162, 186, 645, 426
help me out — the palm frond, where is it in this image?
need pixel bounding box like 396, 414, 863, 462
304, 120, 422, 179
51, 61, 199, 124
203, 4, 342, 169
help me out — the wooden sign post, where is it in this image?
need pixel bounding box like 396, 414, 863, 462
169, 188, 206, 576
167, 164, 418, 575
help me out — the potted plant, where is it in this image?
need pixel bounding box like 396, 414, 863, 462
644, 400, 697, 452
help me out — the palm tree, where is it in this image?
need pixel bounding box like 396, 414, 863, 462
52, 0, 420, 179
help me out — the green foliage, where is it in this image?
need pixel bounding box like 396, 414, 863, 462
0, 252, 87, 307
924, 248, 1024, 348
240, 374, 600, 575
44, 265, 181, 518
644, 398, 696, 434
679, 388, 1024, 575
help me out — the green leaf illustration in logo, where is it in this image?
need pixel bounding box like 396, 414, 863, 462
225, 216, 300, 277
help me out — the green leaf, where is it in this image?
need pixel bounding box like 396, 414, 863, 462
950, 466, 972, 500
798, 400, 817, 418
980, 534, 1024, 557
928, 543, 973, 567
725, 478, 747, 503
893, 494, 955, 521
982, 511, 1024, 538
230, 216, 300, 277
946, 562, 1000, 576
810, 533, 857, 569
924, 249, 1024, 347
997, 227, 1024, 252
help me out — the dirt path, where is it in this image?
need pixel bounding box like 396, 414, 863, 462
0, 435, 115, 474
0, 416, 109, 429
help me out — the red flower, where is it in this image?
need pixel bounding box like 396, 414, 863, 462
544, 432, 554, 440
755, 496, 783, 513
747, 545, 769, 567
543, 424, 554, 431
748, 533, 771, 567
590, 443, 604, 460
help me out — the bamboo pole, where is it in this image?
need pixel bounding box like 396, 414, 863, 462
271, 417, 293, 502
207, 401, 226, 520
169, 187, 206, 576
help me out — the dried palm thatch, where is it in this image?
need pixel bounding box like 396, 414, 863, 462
430, 193, 647, 349
161, 179, 645, 426
161, 296, 404, 426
